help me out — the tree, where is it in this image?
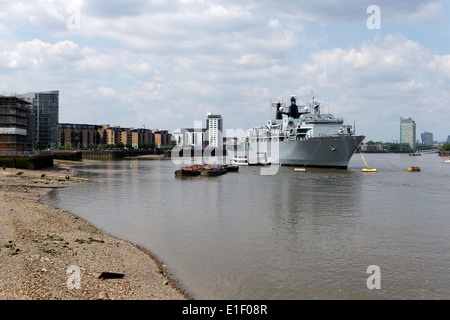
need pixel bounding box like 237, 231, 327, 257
64, 142, 74, 150
398, 143, 411, 152
442, 143, 450, 151
386, 143, 399, 152
34, 142, 45, 150
386, 142, 411, 152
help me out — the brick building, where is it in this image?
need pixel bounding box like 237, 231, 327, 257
59, 123, 161, 149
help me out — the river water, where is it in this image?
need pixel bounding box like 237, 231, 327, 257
43, 153, 450, 300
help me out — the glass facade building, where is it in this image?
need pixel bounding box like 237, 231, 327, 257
19, 91, 59, 148
400, 117, 416, 149
206, 113, 223, 148
421, 132, 433, 146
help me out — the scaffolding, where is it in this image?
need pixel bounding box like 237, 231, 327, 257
0, 95, 33, 154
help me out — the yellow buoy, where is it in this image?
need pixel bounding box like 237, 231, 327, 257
408, 167, 420, 172
362, 168, 377, 172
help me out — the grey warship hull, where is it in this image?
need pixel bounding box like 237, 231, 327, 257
248, 135, 365, 168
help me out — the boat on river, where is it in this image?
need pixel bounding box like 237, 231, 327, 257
223, 164, 239, 172
175, 165, 202, 177
176, 164, 235, 177
200, 165, 227, 176
231, 154, 248, 166
244, 95, 365, 168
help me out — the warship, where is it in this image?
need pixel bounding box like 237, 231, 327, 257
244, 96, 365, 169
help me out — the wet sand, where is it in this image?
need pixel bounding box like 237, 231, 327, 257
0, 161, 190, 300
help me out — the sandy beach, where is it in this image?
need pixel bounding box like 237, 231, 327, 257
0, 161, 189, 300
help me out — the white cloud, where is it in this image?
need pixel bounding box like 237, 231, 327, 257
426, 54, 450, 82
293, 33, 450, 141
392, 1, 444, 23
0, 0, 449, 141
97, 86, 117, 97
299, 34, 431, 89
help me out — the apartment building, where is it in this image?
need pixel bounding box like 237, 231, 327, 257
131, 128, 154, 148
153, 129, 172, 146
206, 113, 223, 148
0, 96, 33, 153
400, 117, 416, 149
59, 123, 160, 148
104, 126, 123, 145
59, 123, 102, 148
174, 113, 223, 148
421, 132, 433, 146
18, 91, 59, 148
172, 128, 206, 147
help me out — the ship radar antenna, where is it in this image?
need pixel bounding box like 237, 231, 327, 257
311, 89, 319, 104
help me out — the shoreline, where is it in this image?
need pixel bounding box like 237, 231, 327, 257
0, 161, 191, 300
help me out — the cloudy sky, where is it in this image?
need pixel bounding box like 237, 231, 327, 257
1, 0, 449, 142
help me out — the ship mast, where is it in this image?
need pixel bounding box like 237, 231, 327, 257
310, 90, 320, 116
272, 99, 284, 120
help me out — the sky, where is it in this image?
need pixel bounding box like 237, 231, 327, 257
1, 0, 449, 142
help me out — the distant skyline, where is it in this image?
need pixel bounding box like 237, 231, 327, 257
1, 1, 449, 142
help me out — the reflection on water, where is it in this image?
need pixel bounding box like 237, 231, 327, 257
44, 154, 450, 299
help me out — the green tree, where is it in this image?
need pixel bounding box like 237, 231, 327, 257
386, 142, 411, 152
34, 142, 51, 150
442, 143, 450, 151
398, 143, 411, 152
34, 142, 44, 150
387, 143, 399, 152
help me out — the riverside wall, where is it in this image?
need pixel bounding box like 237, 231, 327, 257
0, 154, 54, 170
54, 149, 160, 161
